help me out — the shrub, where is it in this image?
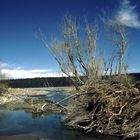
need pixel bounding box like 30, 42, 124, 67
0, 81, 8, 95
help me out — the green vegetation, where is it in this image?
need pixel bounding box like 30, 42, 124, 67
0, 71, 8, 95
0, 82, 8, 94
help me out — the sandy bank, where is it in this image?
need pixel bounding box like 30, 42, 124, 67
0, 87, 74, 105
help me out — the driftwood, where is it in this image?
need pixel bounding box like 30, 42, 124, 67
65, 81, 140, 139
31, 80, 140, 139
32, 91, 89, 114
32, 99, 68, 114
31, 90, 92, 119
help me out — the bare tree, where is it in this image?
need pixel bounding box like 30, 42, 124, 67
107, 20, 128, 76
38, 15, 103, 89
104, 51, 116, 78
37, 16, 128, 90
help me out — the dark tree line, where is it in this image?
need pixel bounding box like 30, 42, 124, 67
0, 73, 140, 88
2, 77, 73, 88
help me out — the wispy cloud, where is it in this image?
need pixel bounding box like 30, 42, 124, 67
0, 62, 9, 68
116, 0, 140, 28
0, 62, 66, 79
127, 68, 140, 73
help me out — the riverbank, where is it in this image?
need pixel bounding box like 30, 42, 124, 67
0, 86, 125, 140
0, 87, 74, 105
2, 83, 140, 139
0, 87, 119, 140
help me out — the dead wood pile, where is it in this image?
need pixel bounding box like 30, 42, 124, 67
65, 80, 140, 139
31, 99, 67, 115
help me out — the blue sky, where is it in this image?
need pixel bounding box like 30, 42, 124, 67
0, 0, 140, 79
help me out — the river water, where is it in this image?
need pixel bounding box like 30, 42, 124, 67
0, 88, 120, 140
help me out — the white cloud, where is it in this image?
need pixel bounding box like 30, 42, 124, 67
0, 62, 9, 68
0, 62, 66, 79
1, 68, 66, 79
116, 0, 140, 28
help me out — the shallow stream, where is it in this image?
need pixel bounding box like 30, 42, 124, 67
0, 88, 120, 140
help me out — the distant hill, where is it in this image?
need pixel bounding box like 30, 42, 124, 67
5, 77, 73, 88
129, 73, 140, 81
1, 73, 140, 88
